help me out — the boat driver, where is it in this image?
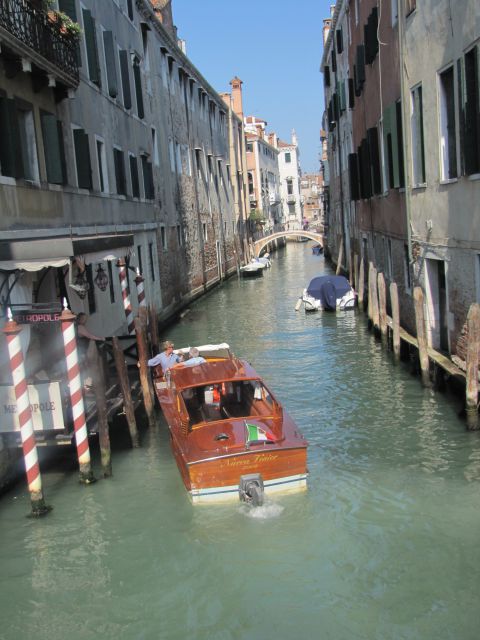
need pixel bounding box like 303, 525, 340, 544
147, 340, 182, 372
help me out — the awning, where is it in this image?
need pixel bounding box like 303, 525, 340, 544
0, 234, 134, 272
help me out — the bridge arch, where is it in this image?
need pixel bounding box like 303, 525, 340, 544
253, 230, 324, 257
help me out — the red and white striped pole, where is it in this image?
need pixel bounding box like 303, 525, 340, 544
60, 300, 95, 484
134, 268, 146, 308
117, 259, 135, 334
3, 309, 51, 516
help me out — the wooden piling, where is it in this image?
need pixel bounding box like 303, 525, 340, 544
367, 262, 373, 323
413, 286, 430, 386
377, 272, 387, 339
370, 265, 380, 331
358, 257, 365, 309
148, 305, 159, 356
465, 303, 480, 430
112, 337, 139, 447
390, 282, 400, 360
336, 237, 344, 275
89, 343, 112, 477
349, 250, 355, 286
354, 253, 359, 292
135, 317, 155, 428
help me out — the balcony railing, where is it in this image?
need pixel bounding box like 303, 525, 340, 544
0, 0, 79, 86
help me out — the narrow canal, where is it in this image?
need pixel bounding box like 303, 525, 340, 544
1, 244, 480, 640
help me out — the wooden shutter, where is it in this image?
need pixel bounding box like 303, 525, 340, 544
142, 156, 154, 199
464, 47, 480, 175
133, 59, 144, 119
103, 31, 118, 98
324, 65, 330, 87
348, 78, 355, 109
0, 97, 23, 178
40, 112, 64, 184
457, 57, 465, 176
119, 50, 132, 109
336, 28, 343, 54
367, 127, 382, 195
83, 10, 101, 86
73, 129, 92, 189
331, 48, 337, 73
356, 45, 366, 87
369, 9, 379, 61
348, 153, 360, 201
130, 155, 140, 198
396, 101, 405, 187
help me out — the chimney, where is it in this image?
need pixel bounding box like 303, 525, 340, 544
291, 129, 298, 146
151, 0, 177, 41
230, 76, 244, 119
323, 18, 331, 46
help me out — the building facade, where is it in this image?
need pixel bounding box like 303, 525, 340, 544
301, 173, 325, 230
277, 131, 303, 230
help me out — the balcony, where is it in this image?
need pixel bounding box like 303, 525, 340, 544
0, 0, 79, 90
286, 195, 296, 204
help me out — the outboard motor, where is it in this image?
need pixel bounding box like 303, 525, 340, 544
239, 474, 264, 506
322, 281, 337, 310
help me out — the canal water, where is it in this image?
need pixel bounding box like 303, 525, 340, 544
1, 244, 480, 640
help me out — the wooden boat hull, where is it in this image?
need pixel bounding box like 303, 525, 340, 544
171, 434, 308, 503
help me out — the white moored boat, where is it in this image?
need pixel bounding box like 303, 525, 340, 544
301, 275, 357, 312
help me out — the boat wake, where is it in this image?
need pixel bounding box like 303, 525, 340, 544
238, 501, 285, 519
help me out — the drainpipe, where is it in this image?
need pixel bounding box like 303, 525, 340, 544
397, 0, 414, 278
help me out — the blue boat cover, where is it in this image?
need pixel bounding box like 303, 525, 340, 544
306, 275, 352, 310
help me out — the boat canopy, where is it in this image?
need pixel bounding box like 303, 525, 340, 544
306, 275, 352, 310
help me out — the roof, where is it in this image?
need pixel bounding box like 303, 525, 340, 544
171, 357, 260, 389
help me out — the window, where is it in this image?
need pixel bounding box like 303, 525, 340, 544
169, 138, 176, 172
160, 226, 167, 251
287, 178, 293, 195
439, 66, 457, 180
391, 0, 398, 25
151, 127, 159, 166
246, 143, 253, 152
132, 55, 144, 119
137, 244, 143, 274
195, 149, 202, 177
73, 127, 92, 189
148, 242, 155, 281
82, 9, 101, 86
202, 222, 208, 242
96, 138, 108, 193
129, 154, 140, 198
175, 142, 182, 174
285, 152, 291, 163
141, 154, 154, 199
16, 102, 39, 182
127, 0, 134, 21
113, 147, 126, 195
177, 225, 183, 247
411, 84, 426, 185
103, 31, 118, 98
39, 110, 66, 184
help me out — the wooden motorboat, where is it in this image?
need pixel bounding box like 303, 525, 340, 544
240, 261, 265, 277
154, 344, 308, 505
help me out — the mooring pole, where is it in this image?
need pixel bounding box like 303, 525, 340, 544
60, 301, 96, 484
377, 271, 388, 340
134, 269, 147, 308
2, 310, 51, 517
370, 265, 380, 332
135, 317, 155, 428
465, 303, 480, 430
390, 282, 401, 360
413, 286, 430, 387
358, 257, 365, 309
112, 337, 139, 447
90, 344, 112, 476
336, 237, 344, 275
117, 258, 135, 334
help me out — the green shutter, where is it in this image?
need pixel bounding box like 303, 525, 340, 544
0, 97, 23, 178
114, 149, 126, 195
83, 9, 101, 86
73, 129, 92, 189
384, 103, 401, 188
103, 31, 118, 98
41, 112, 64, 184
119, 50, 132, 109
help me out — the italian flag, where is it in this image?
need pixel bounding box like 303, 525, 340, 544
245, 422, 276, 444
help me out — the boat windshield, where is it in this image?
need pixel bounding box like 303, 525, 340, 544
182, 380, 274, 425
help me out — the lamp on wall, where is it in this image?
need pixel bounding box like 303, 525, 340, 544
69, 268, 89, 300
94, 263, 109, 292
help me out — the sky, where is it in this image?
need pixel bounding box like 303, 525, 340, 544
171, 0, 332, 174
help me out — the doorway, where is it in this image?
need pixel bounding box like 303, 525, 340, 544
425, 258, 448, 351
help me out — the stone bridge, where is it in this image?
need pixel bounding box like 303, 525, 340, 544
253, 230, 324, 257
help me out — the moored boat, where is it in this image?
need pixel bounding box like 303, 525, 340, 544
301, 275, 356, 311
153, 344, 308, 504
240, 261, 265, 277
